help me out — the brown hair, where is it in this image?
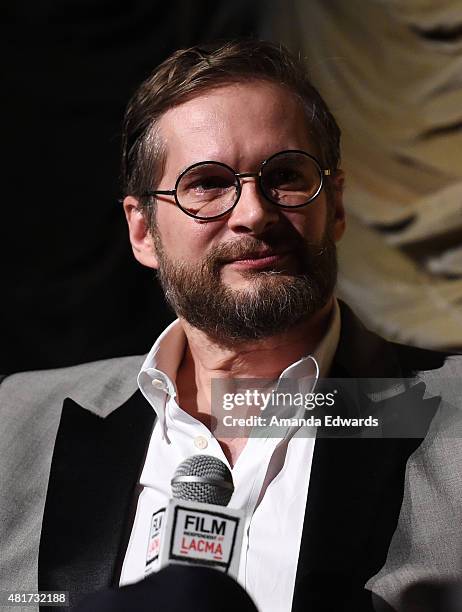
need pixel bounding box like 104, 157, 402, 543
121, 39, 341, 213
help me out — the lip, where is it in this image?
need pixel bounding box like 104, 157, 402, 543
225, 251, 290, 270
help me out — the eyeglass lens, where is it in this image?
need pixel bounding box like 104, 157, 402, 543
176, 151, 322, 218
177, 163, 238, 218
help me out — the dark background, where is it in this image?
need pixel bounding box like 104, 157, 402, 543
3, 1, 262, 373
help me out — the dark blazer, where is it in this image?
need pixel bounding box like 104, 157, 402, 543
2, 303, 461, 611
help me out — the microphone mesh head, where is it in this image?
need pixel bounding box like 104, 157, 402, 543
171, 455, 234, 506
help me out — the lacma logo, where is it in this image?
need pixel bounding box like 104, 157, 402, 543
171, 507, 240, 567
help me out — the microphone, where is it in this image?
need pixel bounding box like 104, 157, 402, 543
152, 455, 245, 579
171, 454, 234, 505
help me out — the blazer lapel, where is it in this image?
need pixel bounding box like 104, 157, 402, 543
38, 389, 155, 609
292, 436, 427, 611
292, 302, 441, 611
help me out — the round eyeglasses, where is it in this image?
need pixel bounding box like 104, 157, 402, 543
143, 150, 331, 221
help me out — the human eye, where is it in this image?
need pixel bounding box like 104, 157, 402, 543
189, 175, 234, 192
265, 166, 306, 190
180, 166, 235, 199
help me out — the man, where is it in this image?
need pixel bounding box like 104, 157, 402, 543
1, 41, 462, 612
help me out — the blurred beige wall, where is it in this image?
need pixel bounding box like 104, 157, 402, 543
265, 0, 462, 349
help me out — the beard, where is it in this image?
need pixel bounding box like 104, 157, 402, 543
152, 225, 337, 346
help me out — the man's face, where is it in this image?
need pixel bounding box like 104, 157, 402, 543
125, 80, 345, 344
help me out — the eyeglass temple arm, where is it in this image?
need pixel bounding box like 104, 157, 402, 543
145, 190, 176, 196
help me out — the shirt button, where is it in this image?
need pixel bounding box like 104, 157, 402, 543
151, 378, 165, 390
194, 436, 208, 450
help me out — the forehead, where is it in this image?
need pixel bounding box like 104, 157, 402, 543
157, 80, 316, 172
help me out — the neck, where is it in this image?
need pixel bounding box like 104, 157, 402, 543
184, 297, 333, 378
175, 297, 334, 422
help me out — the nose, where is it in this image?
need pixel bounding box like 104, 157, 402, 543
227, 177, 280, 235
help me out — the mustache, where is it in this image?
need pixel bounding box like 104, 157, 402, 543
203, 233, 327, 271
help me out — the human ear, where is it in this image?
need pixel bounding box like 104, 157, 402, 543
123, 196, 159, 269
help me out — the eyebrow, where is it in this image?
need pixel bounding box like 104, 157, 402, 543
177, 164, 192, 177
175, 159, 229, 179
174, 162, 204, 181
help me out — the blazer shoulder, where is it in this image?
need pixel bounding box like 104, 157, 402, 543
0, 356, 145, 598
336, 300, 460, 379
388, 340, 458, 377
0, 354, 146, 419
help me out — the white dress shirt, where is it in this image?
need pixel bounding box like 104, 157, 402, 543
120, 300, 341, 612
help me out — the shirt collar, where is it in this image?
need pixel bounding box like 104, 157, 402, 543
138, 298, 341, 429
